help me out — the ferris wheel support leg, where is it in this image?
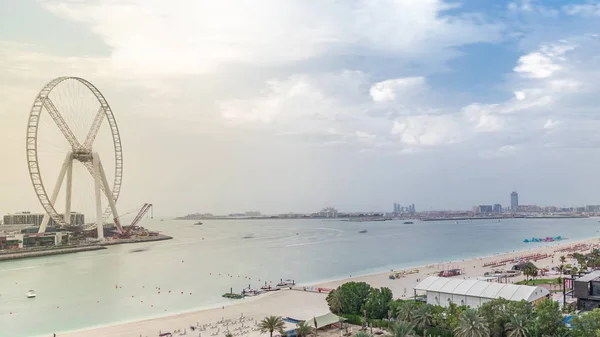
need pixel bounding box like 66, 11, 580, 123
98, 158, 123, 234
93, 153, 104, 240
39, 153, 71, 233
64, 157, 73, 225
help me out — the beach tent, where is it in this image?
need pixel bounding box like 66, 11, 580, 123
414, 276, 550, 308
305, 312, 346, 329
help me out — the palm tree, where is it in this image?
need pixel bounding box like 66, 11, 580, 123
389, 321, 415, 337
454, 309, 489, 337
505, 315, 529, 337
413, 304, 433, 336
397, 302, 418, 323
296, 322, 312, 337
259, 316, 286, 337
328, 290, 343, 314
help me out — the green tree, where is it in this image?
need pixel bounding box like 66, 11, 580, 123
397, 301, 418, 323
296, 322, 312, 337
354, 332, 373, 337
532, 299, 567, 336
478, 298, 533, 337
389, 321, 415, 337
225, 333, 233, 337
505, 315, 529, 337
570, 267, 579, 276
571, 308, 600, 337
258, 316, 286, 337
413, 304, 434, 336
523, 264, 538, 282
326, 289, 343, 314
454, 309, 489, 337
364, 287, 393, 319
326, 282, 373, 315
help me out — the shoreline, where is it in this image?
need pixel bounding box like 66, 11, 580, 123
57, 235, 600, 337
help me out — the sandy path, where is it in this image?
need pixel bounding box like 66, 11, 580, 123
61, 238, 599, 337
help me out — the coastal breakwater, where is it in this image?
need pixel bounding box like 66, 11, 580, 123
0, 234, 173, 261
0, 245, 106, 261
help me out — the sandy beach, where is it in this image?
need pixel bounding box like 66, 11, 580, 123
60, 237, 600, 337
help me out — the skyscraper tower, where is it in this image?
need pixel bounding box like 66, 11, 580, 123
511, 191, 519, 211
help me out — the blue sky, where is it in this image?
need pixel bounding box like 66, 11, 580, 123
2, 0, 600, 216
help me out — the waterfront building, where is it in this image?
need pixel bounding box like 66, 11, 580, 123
511, 191, 519, 211
477, 205, 493, 214
393, 203, 416, 214
3, 212, 84, 227
573, 271, 600, 311
0, 232, 69, 249
318, 207, 338, 218
414, 276, 549, 309
493, 204, 502, 213
585, 205, 600, 213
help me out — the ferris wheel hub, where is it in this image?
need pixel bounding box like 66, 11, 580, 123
72, 149, 93, 163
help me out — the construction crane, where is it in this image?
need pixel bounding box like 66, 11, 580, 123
117, 203, 153, 238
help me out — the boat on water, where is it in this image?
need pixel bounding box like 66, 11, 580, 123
358, 229, 368, 233
26, 290, 36, 298
193, 221, 203, 226
276, 279, 295, 287
403, 221, 414, 224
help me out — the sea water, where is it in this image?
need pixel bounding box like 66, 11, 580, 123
0, 217, 597, 336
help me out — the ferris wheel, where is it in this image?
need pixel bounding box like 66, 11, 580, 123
26, 76, 124, 239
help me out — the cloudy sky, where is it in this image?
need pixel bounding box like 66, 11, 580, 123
2, 0, 600, 217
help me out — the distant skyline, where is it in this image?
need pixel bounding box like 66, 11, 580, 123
3, 1, 600, 217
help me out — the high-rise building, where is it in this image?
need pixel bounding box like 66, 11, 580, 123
493, 204, 502, 213
511, 191, 519, 211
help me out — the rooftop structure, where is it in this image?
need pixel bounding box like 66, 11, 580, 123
415, 276, 549, 308
573, 271, 600, 311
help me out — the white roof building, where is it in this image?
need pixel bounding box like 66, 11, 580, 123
414, 276, 550, 308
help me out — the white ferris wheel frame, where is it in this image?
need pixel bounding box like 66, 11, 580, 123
26, 76, 124, 238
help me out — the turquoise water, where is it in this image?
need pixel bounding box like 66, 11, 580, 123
0, 217, 598, 336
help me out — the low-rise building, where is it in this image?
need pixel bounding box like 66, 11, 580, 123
573, 271, 600, 311
415, 276, 550, 308
0, 232, 69, 249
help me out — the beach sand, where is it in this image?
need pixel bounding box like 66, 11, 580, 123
61, 238, 600, 337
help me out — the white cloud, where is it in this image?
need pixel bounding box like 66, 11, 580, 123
356, 131, 376, 141
563, 3, 600, 16
514, 91, 526, 100
391, 115, 463, 146
508, 0, 559, 17
369, 77, 426, 102
462, 104, 505, 132
543, 119, 561, 129
39, 0, 502, 75
513, 52, 561, 78
479, 145, 517, 158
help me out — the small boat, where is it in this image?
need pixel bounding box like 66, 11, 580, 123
403, 221, 414, 224
242, 234, 254, 239
358, 229, 368, 233
194, 221, 203, 226
26, 290, 36, 298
